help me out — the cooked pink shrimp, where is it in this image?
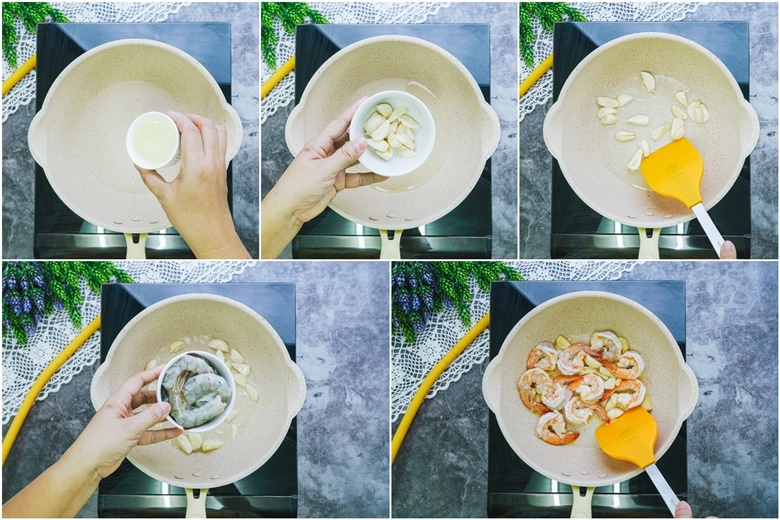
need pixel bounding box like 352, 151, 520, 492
517, 368, 552, 414
590, 331, 622, 362
568, 373, 605, 403
564, 396, 610, 425
527, 341, 558, 371
536, 411, 580, 445
602, 379, 646, 410
557, 344, 601, 375
600, 351, 645, 380
542, 375, 579, 410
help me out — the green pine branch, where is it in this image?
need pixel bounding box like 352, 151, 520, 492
261, 2, 327, 70
2, 2, 68, 68
519, 2, 586, 69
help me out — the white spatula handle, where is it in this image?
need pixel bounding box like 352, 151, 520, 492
691, 203, 725, 257
645, 463, 679, 517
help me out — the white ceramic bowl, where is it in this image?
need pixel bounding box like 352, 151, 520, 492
157, 350, 236, 433
349, 90, 435, 177
126, 111, 181, 170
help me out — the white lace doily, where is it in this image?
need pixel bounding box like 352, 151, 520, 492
519, 2, 705, 122
261, 2, 450, 125
391, 261, 638, 423
2, 2, 191, 122
2, 261, 251, 425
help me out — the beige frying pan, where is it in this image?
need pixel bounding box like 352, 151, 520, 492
90, 294, 306, 517
483, 291, 698, 517
544, 32, 759, 259
28, 39, 243, 259
285, 35, 500, 258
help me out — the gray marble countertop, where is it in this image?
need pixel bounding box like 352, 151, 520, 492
2, 261, 389, 518
392, 261, 778, 517
261, 2, 518, 259
520, 2, 778, 259
1, 2, 260, 258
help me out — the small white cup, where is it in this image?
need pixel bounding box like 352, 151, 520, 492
157, 350, 236, 433
126, 111, 181, 170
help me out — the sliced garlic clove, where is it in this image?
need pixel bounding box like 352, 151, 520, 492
640, 71, 656, 93
674, 90, 689, 107
627, 148, 644, 171
640, 139, 650, 158
672, 105, 688, 120
363, 112, 386, 135
370, 120, 391, 141
233, 372, 247, 388
201, 439, 224, 452
597, 97, 620, 108
687, 100, 701, 120
188, 433, 203, 451
375, 148, 394, 161
405, 127, 415, 140
167, 340, 186, 353
230, 424, 238, 440
225, 410, 238, 423
395, 133, 415, 150
231, 363, 251, 376
396, 122, 406, 134
215, 349, 225, 363
397, 146, 417, 158
607, 408, 625, 420
375, 103, 393, 118
651, 124, 671, 141
145, 358, 160, 371
670, 117, 685, 140
597, 106, 617, 119
387, 106, 408, 122
615, 131, 636, 142
209, 339, 230, 352
699, 103, 710, 123
244, 384, 260, 403
366, 138, 389, 152
386, 132, 400, 148
627, 115, 649, 126
600, 114, 618, 126
388, 120, 398, 135
399, 113, 420, 129
176, 435, 193, 454
617, 93, 634, 107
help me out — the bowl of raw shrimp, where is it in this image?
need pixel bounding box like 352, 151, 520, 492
157, 350, 236, 433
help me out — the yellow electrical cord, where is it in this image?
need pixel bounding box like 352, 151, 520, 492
519, 53, 553, 98
2, 54, 37, 97
2, 315, 101, 465
261, 55, 296, 99
391, 313, 490, 463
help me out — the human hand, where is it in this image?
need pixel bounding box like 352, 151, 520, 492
261, 98, 388, 258
675, 501, 693, 518
719, 240, 737, 259
135, 111, 249, 259
67, 366, 181, 480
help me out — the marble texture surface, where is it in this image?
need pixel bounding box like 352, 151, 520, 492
2, 261, 390, 518
392, 261, 778, 518
261, 2, 519, 259
1, 2, 260, 258
519, 2, 778, 259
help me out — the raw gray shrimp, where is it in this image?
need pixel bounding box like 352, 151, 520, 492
162, 354, 214, 391
183, 373, 233, 406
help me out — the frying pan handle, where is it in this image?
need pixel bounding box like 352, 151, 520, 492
184, 488, 208, 518
637, 228, 661, 260
284, 104, 305, 157
479, 102, 501, 163
680, 362, 700, 419
481, 357, 500, 413
570, 486, 594, 518
28, 110, 48, 170
542, 101, 564, 161
379, 229, 403, 259
124, 233, 148, 259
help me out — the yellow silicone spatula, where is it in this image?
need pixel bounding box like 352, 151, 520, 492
595, 407, 679, 516
639, 138, 725, 257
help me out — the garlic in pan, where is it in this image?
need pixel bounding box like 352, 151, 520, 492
617, 93, 634, 107
615, 131, 636, 142
651, 124, 671, 141
640, 71, 656, 93
627, 148, 644, 171
674, 90, 688, 107
363, 101, 420, 161
627, 115, 649, 126
670, 117, 686, 141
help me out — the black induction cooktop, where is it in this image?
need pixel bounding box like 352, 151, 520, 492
98, 283, 297, 517
291, 24, 492, 259
550, 22, 751, 259
33, 23, 236, 259
488, 281, 688, 517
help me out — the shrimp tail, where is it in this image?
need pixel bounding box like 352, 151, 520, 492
520, 389, 551, 414
592, 402, 611, 423
544, 431, 580, 446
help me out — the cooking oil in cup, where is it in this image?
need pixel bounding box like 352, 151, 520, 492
126, 112, 180, 170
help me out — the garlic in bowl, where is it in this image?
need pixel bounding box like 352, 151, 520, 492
349, 90, 435, 177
